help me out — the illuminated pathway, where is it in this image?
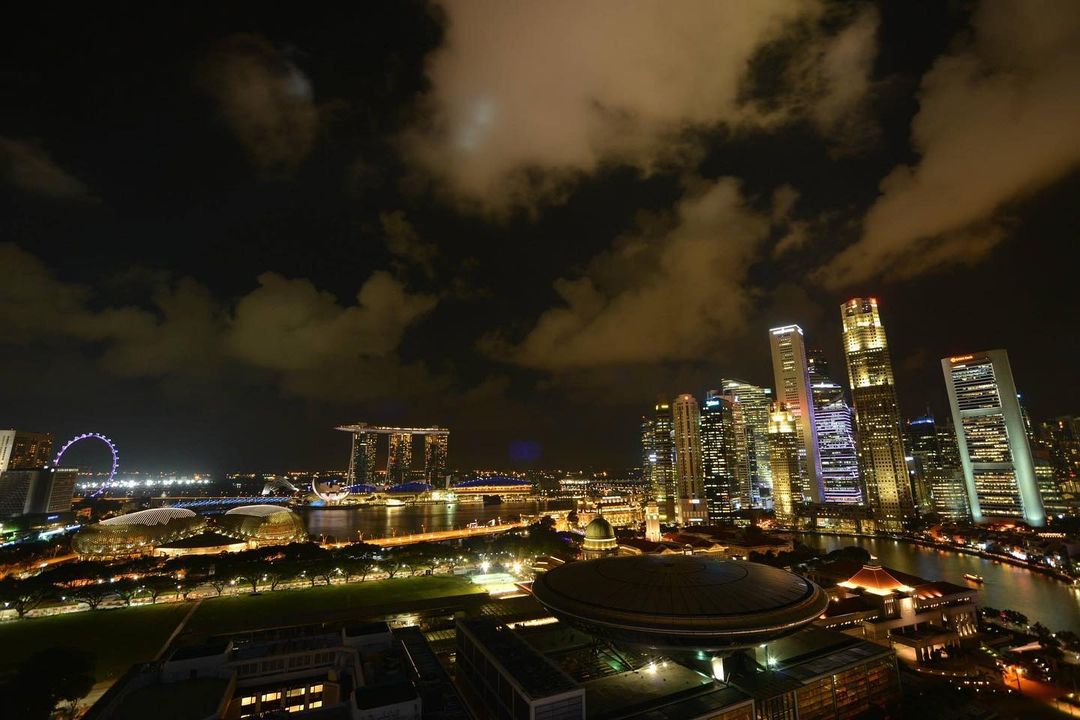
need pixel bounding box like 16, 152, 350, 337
353, 520, 526, 547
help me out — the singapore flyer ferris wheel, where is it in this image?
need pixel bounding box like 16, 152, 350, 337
53, 433, 119, 487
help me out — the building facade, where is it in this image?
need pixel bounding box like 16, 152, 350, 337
0, 430, 53, 472
841, 298, 915, 532
672, 394, 707, 525
0, 467, 76, 517
423, 433, 448, 485
652, 398, 676, 521
906, 415, 969, 521
769, 326, 823, 502
701, 391, 746, 520
807, 354, 862, 505
769, 403, 802, 528
942, 350, 1044, 526
720, 379, 773, 509
347, 431, 378, 486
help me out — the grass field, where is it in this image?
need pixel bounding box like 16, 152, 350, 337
0, 603, 191, 683
184, 575, 486, 637
0, 575, 487, 685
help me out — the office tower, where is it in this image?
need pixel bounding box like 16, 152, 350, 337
769, 326, 823, 502
652, 398, 676, 521
942, 350, 1044, 526
0, 430, 53, 472
423, 433, 448, 485
807, 355, 862, 505
720, 379, 773, 508
386, 432, 413, 485
640, 416, 657, 498
701, 391, 745, 520
0, 468, 77, 517
644, 502, 661, 542
671, 394, 707, 525
841, 298, 915, 532
768, 403, 801, 528
906, 415, 969, 520
1033, 449, 1068, 518
347, 431, 377, 486
1040, 416, 1080, 482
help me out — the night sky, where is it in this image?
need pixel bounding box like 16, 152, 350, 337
2, 2, 1078, 472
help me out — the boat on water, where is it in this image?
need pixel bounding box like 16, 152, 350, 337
384, 498, 406, 507
964, 573, 984, 583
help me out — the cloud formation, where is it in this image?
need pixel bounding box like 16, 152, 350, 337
493, 178, 771, 370
819, 0, 1080, 287
0, 137, 94, 201
199, 33, 319, 174
0, 243, 437, 402
407, 0, 877, 211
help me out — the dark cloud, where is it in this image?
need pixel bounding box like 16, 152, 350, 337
381, 210, 437, 278
0, 137, 94, 201
0, 243, 437, 403
198, 33, 320, 174
819, 0, 1080, 287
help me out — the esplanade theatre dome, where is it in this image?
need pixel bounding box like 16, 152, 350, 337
531, 554, 829, 651
73, 507, 206, 558
217, 504, 307, 544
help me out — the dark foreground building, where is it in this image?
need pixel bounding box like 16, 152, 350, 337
458, 555, 900, 720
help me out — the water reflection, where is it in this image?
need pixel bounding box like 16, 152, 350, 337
807, 535, 1080, 633
301, 500, 549, 542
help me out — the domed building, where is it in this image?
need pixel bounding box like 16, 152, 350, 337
581, 516, 618, 559
73, 507, 206, 558
216, 504, 308, 546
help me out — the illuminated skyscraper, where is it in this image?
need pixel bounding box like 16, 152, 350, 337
640, 416, 657, 498
942, 350, 1044, 526
0, 467, 76, 517
768, 403, 801, 528
841, 298, 915, 531
906, 415, 969, 520
423, 433, 448, 485
652, 398, 676, 520
807, 355, 861, 505
0, 430, 53, 472
701, 391, 746, 520
769, 326, 823, 502
387, 432, 413, 485
347, 431, 377, 486
720, 379, 773, 508
672, 394, 707, 525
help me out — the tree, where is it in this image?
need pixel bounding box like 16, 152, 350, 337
0, 647, 95, 720
112, 578, 141, 606
0, 577, 52, 618
140, 575, 179, 604
344, 556, 375, 583
72, 582, 114, 610
266, 562, 299, 591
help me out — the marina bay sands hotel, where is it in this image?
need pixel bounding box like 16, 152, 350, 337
336, 424, 448, 487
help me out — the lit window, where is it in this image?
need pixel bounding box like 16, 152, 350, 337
309, 701, 322, 709
287, 688, 304, 697
241, 697, 255, 706
261, 692, 281, 702
288, 705, 304, 713
309, 684, 323, 694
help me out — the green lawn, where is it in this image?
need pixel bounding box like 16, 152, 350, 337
0, 603, 191, 683
185, 575, 486, 637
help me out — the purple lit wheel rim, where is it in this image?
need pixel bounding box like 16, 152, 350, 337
54, 433, 119, 485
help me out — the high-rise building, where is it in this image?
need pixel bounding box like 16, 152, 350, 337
640, 416, 657, 499
769, 326, 823, 502
652, 398, 676, 521
423, 433, 448, 485
720, 379, 773, 508
942, 350, 1044, 526
841, 298, 915, 532
671, 394, 707, 525
1033, 449, 1068, 519
0, 430, 53, 472
807, 354, 861, 505
768, 403, 802, 528
700, 391, 745, 520
1040, 416, 1080, 483
905, 415, 969, 520
346, 431, 377, 486
386, 433, 413, 485
0, 467, 77, 517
